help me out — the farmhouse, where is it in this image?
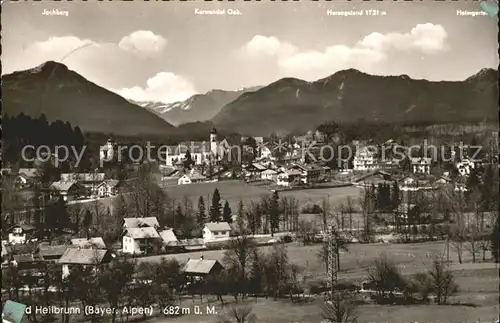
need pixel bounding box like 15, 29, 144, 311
277, 170, 302, 187
183, 257, 224, 279
122, 217, 160, 229
70, 237, 107, 249
122, 227, 161, 255
7, 224, 36, 245
96, 179, 120, 197
49, 180, 87, 201
59, 248, 114, 279
202, 222, 231, 241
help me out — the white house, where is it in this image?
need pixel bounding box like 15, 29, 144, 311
177, 171, 206, 185
456, 158, 475, 176
96, 180, 120, 197
353, 146, 378, 171
261, 169, 278, 181
7, 224, 36, 245
122, 227, 161, 255
411, 157, 431, 175
202, 222, 232, 241
276, 170, 302, 187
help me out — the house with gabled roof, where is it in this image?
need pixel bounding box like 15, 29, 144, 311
202, 222, 232, 242
96, 179, 121, 197
49, 180, 87, 201
122, 217, 160, 229
58, 248, 114, 278
183, 256, 224, 279
122, 227, 161, 255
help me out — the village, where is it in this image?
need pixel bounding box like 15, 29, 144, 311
1, 124, 499, 323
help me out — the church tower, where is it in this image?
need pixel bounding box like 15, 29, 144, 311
210, 127, 218, 155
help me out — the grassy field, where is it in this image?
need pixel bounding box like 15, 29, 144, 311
140, 241, 499, 323
161, 180, 361, 212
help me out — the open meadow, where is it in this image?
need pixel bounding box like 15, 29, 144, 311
140, 241, 499, 323
161, 180, 361, 212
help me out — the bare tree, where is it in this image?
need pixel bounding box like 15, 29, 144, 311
321, 291, 359, 323
223, 233, 257, 298
219, 306, 257, 323
367, 254, 407, 303
427, 258, 458, 304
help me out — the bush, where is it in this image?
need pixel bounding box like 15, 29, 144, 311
301, 202, 323, 214
281, 235, 293, 243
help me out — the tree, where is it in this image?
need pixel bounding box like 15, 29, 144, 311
321, 291, 359, 323
427, 258, 458, 304
82, 209, 93, 238
367, 255, 407, 303
219, 306, 257, 323
491, 213, 500, 263
236, 200, 245, 234
223, 201, 233, 224
245, 201, 261, 235
359, 186, 375, 242
126, 164, 168, 220
269, 191, 280, 236
99, 259, 136, 323
45, 197, 70, 241
297, 220, 318, 245
321, 198, 330, 232
210, 188, 222, 222
223, 234, 257, 298
197, 196, 206, 226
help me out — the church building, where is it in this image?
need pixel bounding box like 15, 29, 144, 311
163, 128, 228, 166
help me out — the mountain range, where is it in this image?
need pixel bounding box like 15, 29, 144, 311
2, 61, 498, 138
132, 86, 262, 126
2, 61, 176, 137
212, 68, 499, 136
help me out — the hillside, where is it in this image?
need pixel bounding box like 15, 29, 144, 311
211, 68, 499, 136
135, 86, 262, 126
2, 61, 176, 137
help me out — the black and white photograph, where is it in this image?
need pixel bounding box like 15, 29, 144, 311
1, 1, 499, 322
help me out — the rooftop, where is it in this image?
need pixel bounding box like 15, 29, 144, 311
204, 222, 232, 232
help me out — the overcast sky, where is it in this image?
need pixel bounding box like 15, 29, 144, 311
2, 0, 498, 103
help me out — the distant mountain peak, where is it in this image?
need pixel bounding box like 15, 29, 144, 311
29, 61, 68, 74
466, 67, 498, 81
